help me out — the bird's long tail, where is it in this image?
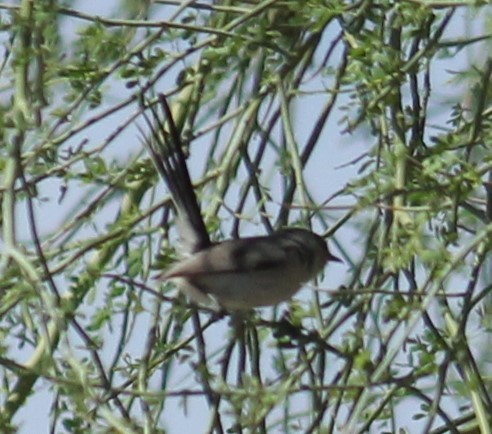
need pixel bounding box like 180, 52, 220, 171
139, 94, 211, 254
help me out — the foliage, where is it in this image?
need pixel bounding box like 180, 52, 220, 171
0, 0, 492, 433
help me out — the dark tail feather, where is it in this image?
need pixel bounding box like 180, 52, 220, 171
139, 94, 211, 253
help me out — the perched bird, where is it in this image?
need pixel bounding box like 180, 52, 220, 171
140, 94, 341, 311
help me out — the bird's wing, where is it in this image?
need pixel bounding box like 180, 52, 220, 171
161, 237, 290, 278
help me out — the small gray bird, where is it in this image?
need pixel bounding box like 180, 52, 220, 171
140, 95, 340, 311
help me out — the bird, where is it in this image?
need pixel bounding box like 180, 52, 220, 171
140, 94, 341, 311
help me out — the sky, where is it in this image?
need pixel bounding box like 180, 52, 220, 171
4, 2, 489, 433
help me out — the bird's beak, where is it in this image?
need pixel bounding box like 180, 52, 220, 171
328, 252, 342, 263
